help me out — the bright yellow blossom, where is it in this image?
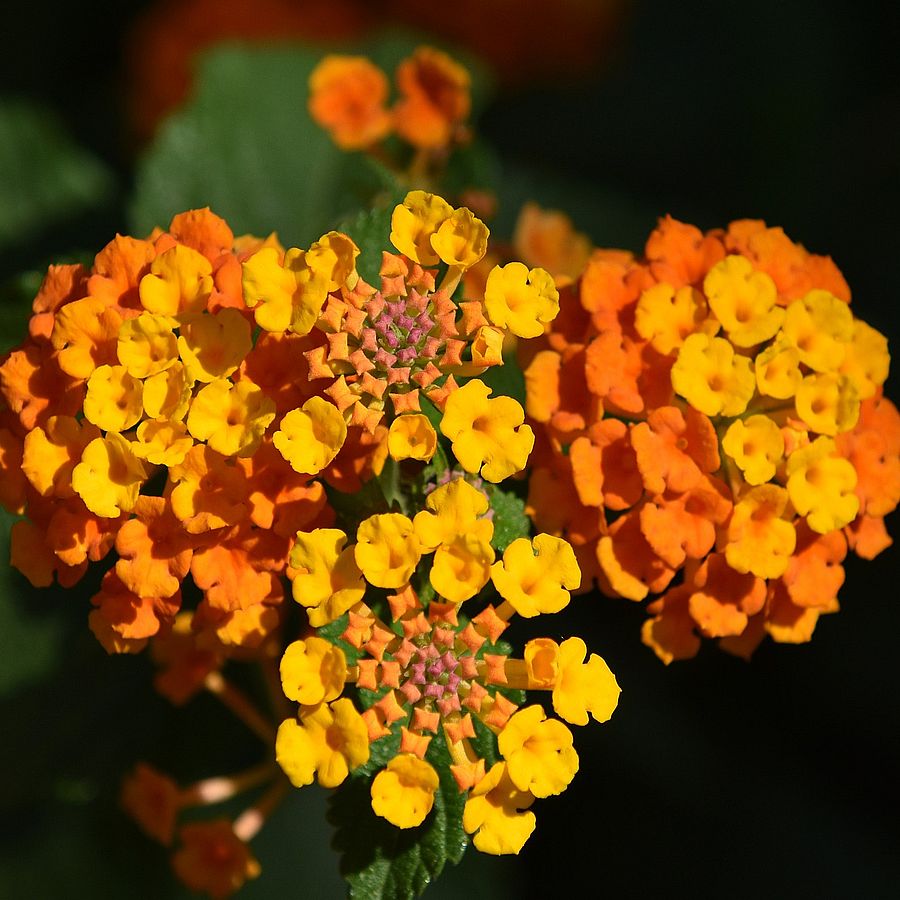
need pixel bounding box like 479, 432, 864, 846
177, 309, 252, 382
187, 378, 276, 457
722, 415, 785, 485
430, 208, 488, 271
387, 414, 437, 462
139, 244, 212, 317
83, 364, 144, 433
355, 513, 421, 588
440, 379, 534, 482
498, 705, 578, 798
390, 191, 453, 265
289, 529, 366, 627
142, 361, 193, 420
491, 534, 580, 617
371, 755, 439, 829
117, 313, 178, 379
413, 478, 491, 550
304, 231, 360, 292
276, 699, 369, 789
839, 319, 890, 400
754, 336, 802, 399
782, 289, 854, 372
671, 333, 755, 417
551, 637, 621, 726
483, 262, 559, 339
634, 283, 709, 355
241, 246, 329, 334
131, 419, 193, 466
703, 255, 783, 347
280, 636, 347, 706
462, 762, 536, 856
430, 532, 494, 603
786, 436, 859, 533
72, 432, 147, 518
725, 484, 796, 579
274, 397, 347, 474
794, 372, 860, 435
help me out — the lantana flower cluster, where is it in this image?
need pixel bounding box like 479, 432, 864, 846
0, 195, 575, 894
522, 216, 898, 661
276, 471, 620, 855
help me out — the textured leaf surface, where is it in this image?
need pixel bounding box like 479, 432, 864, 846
0, 100, 113, 250
329, 732, 468, 900
487, 485, 531, 553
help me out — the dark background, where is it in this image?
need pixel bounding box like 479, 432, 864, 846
1, 1, 898, 897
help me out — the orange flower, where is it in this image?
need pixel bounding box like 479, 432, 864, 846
393, 46, 470, 149
308, 55, 392, 150
686, 553, 766, 638
630, 405, 719, 496
172, 820, 261, 899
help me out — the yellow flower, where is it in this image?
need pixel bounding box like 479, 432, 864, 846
117, 313, 178, 379
139, 244, 212, 317
390, 191, 454, 265
304, 231, 360, 292
274, 397, 348, 474
725, 484, 796, 579
83, 364, 144, 433
72, 433, 147, 518
429, 532, 495, 603
491, 534, 580, 617
241, 246, 329, 334
430, 208, 488, 271
355, 513, 421, 588
280, 636, 347, 706
289, 529, 366, 627
387, 414, 437, 462
838, 319, 890, 400
187, 378, 275, 457
276, 699, 369, 789
549, 637, 620, 727
131, 419, 193, 466
483, 262, 559, 339
177, 309, 252, 383
703, 255, 783, 347
782, 289, 854, 372
786, 436, 859, 533
794, 372, 860, 435
142, 361, 193, 421
722, 415, 785, 485
498, 705, 578, 798
471, 326, 505, 367
754, 336, 802, 399
634, 283, 708, 355
370, 754, 439, 828
462, 762, 536, 855
440, 379, 534, 482
413, 478, 491, 550
671, 333, 755, 417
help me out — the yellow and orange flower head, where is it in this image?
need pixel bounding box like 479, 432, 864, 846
241, 191, 543, 445
274, 462, 619, 857
521, 214, 897, 661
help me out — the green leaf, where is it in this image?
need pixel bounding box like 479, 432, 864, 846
476, 355, 526, 407
337, 203, 401, 285
329, 733, 468, 900
486, 485, 530, 553
0, 100, 113, 250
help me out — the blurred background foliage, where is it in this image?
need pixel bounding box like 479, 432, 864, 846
1, 0, 898, 896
